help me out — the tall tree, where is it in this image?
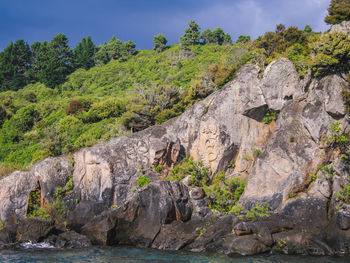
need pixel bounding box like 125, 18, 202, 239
0, 40, 31, 91
223, 33, 233, 45
212, 27, 225, 45
34, 34, 73, 88
73, 36, 95, 70
201, 29, 213, 44
236, 35, 251, 44
180, 20, 201, 49
153, 34, 168, 53
325, 0, 350, 24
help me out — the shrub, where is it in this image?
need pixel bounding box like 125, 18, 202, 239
204, 173, 246, 214
136, 175, 151, 187
0, 220, 3, 230
311, 32, 350, 77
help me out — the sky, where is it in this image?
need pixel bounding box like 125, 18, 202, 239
0, 0, 331, 51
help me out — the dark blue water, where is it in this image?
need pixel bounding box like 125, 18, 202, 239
1, 247, 350, 263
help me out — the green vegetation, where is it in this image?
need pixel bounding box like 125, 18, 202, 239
204, 173, 246, 214
136, 174, 151, 187
164, 157, 210, 187
245, 203, 271, 220
262, 111, 278, 124
153, 34, 168, 53
0, 220, 4, 230
335, 180, 350, 210
325, 0, 350, 25
26, 189, 51, 220
311, 32, 350, 77
0, 11, 347, 172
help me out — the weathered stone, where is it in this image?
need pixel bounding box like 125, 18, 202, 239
240, 101, 320, 209
329, 21, 350, 35
67, 200, 108, 232
31, 156, 73, 203
16, 218, 54, 243
0, 171, 38, 226
260, 58, 302, 111
337, 210, 350, 230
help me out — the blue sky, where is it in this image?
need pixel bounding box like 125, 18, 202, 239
0, 0, 331, 51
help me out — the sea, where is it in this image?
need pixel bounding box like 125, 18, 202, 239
0, 244, 350, 263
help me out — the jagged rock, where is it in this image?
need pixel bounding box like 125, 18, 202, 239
0, 156, 73, 226
16, 218, 54, 243
45, 231, 91, 248
31, 156, 73, 203
82, 181, 192, 247
240, 100, 321, 209
329, 21, 350, 35
223, 235, 270, 256
0, 58, 348, 256
260, 58, 302, 111
67, 200, 108, 232
336, 210, 350, 230
0, 171, 38, 226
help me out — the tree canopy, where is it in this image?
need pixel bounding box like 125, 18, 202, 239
180, 20, 201, 49
153, 34, 168, 53
325, 0, 350, 24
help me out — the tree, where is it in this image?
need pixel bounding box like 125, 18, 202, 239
325, 0, 350, 25
0, 40, 31, 91
212, 27, 225, 45
201, 29, 213, 44
73, 36, 95, 70
94, 44, 109, 66
276, 24, 286, 33
123, 40, 136, 56
106, 36, 123, 60
223, 33, 233, 45
311, 32, 350, 77
40, 33, 73, 88
153, 34, 168, 53
180, 20, 201, 49
304, 24, 313, 33
236, 35, 251, 44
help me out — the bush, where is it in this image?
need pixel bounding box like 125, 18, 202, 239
311, 32, 350, 77
136, 175, 151, 187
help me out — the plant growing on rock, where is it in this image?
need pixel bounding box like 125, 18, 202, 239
311, 32, 350, 77
262, 111, 278, 124
204, 173, 246, 214
0, 220, 3, 230
136, 174, 151, 187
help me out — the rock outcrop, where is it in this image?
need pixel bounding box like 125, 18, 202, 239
0, 55, 349, 256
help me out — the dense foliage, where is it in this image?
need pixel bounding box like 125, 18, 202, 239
325, 0, 350, 25
0, 17, 348, 172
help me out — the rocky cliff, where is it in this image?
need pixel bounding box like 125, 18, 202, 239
0, 42, 349, 255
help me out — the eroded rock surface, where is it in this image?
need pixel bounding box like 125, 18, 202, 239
0, 56, 349, 256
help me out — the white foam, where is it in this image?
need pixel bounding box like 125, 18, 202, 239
20, 241, 55, 249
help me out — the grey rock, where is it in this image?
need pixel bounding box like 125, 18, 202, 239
329, 21, 350, 35
260, 58, 302, 111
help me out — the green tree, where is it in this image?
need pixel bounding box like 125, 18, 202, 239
311, 31, 350, 77
236, 35, 250, 44
223, 33, 233, 45
123, 40, 137, 56
106, 36, 123, 60
94, 44, 109, 66
32, 34, 73, 88
73, 36, 95, 70
212, 27, 225, 45
201, 29, 213, 44
180, 20, 201, 49
304, 24, 313, 33
0, 40, 31, 91
153, 34, 168, 53
325, 0, 350, 25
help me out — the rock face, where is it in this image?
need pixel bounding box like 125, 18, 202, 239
0, 56, 349, 256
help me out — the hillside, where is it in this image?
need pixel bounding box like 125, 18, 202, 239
2, 21, 348, 173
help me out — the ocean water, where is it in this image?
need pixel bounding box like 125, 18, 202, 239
0, 246, 350, 263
